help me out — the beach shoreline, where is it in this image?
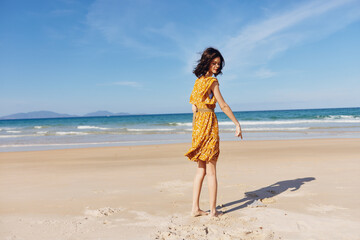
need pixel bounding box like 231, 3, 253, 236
1, 138, 359, 239
1, 107, 359, 153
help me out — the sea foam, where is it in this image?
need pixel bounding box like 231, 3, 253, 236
77, 125, 109, 130
6, 131, 22, 133
56, 131, 89, 136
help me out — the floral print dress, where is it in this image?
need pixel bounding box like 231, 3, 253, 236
185, 76, 220, 162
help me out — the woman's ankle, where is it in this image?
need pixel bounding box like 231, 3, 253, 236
210, 210, 223, 217
192, 206, 200, 212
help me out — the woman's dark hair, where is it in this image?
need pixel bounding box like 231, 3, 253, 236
193, 47, 225, 77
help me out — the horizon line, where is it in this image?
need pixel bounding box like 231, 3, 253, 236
1, 106, 359, 121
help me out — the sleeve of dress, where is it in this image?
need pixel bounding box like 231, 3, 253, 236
205, 77, 218, 94
201, 77, 218, 103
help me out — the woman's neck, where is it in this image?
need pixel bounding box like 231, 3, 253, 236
204, 72, 213, 78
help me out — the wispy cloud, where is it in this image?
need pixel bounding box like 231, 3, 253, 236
85, 0, 360, 79
85, 0, 178, 57
221, 0, 360, 74
254, 68, 277, 79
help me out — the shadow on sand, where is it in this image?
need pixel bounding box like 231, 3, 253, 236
221, 177, 316, 214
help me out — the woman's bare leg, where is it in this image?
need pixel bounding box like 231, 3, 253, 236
191, 160, 208, 216
206, 160, 222, 217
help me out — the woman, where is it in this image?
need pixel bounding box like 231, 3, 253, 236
185, 47, 242, 217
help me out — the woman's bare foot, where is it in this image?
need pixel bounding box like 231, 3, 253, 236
209, 210, 223, 217
191, 209, 209, 217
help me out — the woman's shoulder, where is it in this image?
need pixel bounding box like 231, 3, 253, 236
206, 77, 218, 86
194, 76, 218, 88
205, 76, 218, 82
197, 76, 218, 82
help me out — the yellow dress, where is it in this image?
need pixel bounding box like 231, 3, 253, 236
185, 76, 219, 162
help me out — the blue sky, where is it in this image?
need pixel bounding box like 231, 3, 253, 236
1, 0, 360, 116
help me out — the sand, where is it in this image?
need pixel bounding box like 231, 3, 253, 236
0, 138, 359, 239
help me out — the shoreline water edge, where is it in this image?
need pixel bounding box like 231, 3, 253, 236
0, 107, 359, 152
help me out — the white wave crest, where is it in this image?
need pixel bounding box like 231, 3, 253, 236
323, 115, 360, 120
34, 126, 43, 129
56, 132, 89, 136
1, 127, 16, 130
171, 122, 192, 127
166, 116, 360, 128
219, 118, 360, 126
218, 121, 237, 126
77, 125, 109, 130
36, 131, 49, 135
6, 131, 22, 133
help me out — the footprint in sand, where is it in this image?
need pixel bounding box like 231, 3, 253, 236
84, 207, 126, 217
154, 215, 276, 240
296, 220, 310, 231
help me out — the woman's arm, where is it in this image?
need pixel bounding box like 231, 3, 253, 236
192, 104, 197, 128
211, 82, 243, 138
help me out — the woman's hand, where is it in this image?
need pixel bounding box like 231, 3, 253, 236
236, 125, 243, 139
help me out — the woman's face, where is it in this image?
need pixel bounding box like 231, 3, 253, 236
208, 57, 221, 76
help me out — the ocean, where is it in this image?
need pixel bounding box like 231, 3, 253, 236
0, 107, 359, 152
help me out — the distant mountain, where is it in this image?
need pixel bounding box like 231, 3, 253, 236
84, 110, 114, 117
0, 110, 130, 120
0, 111, 77, 120
84, 111, 129, 117
114, 112, 130, 116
